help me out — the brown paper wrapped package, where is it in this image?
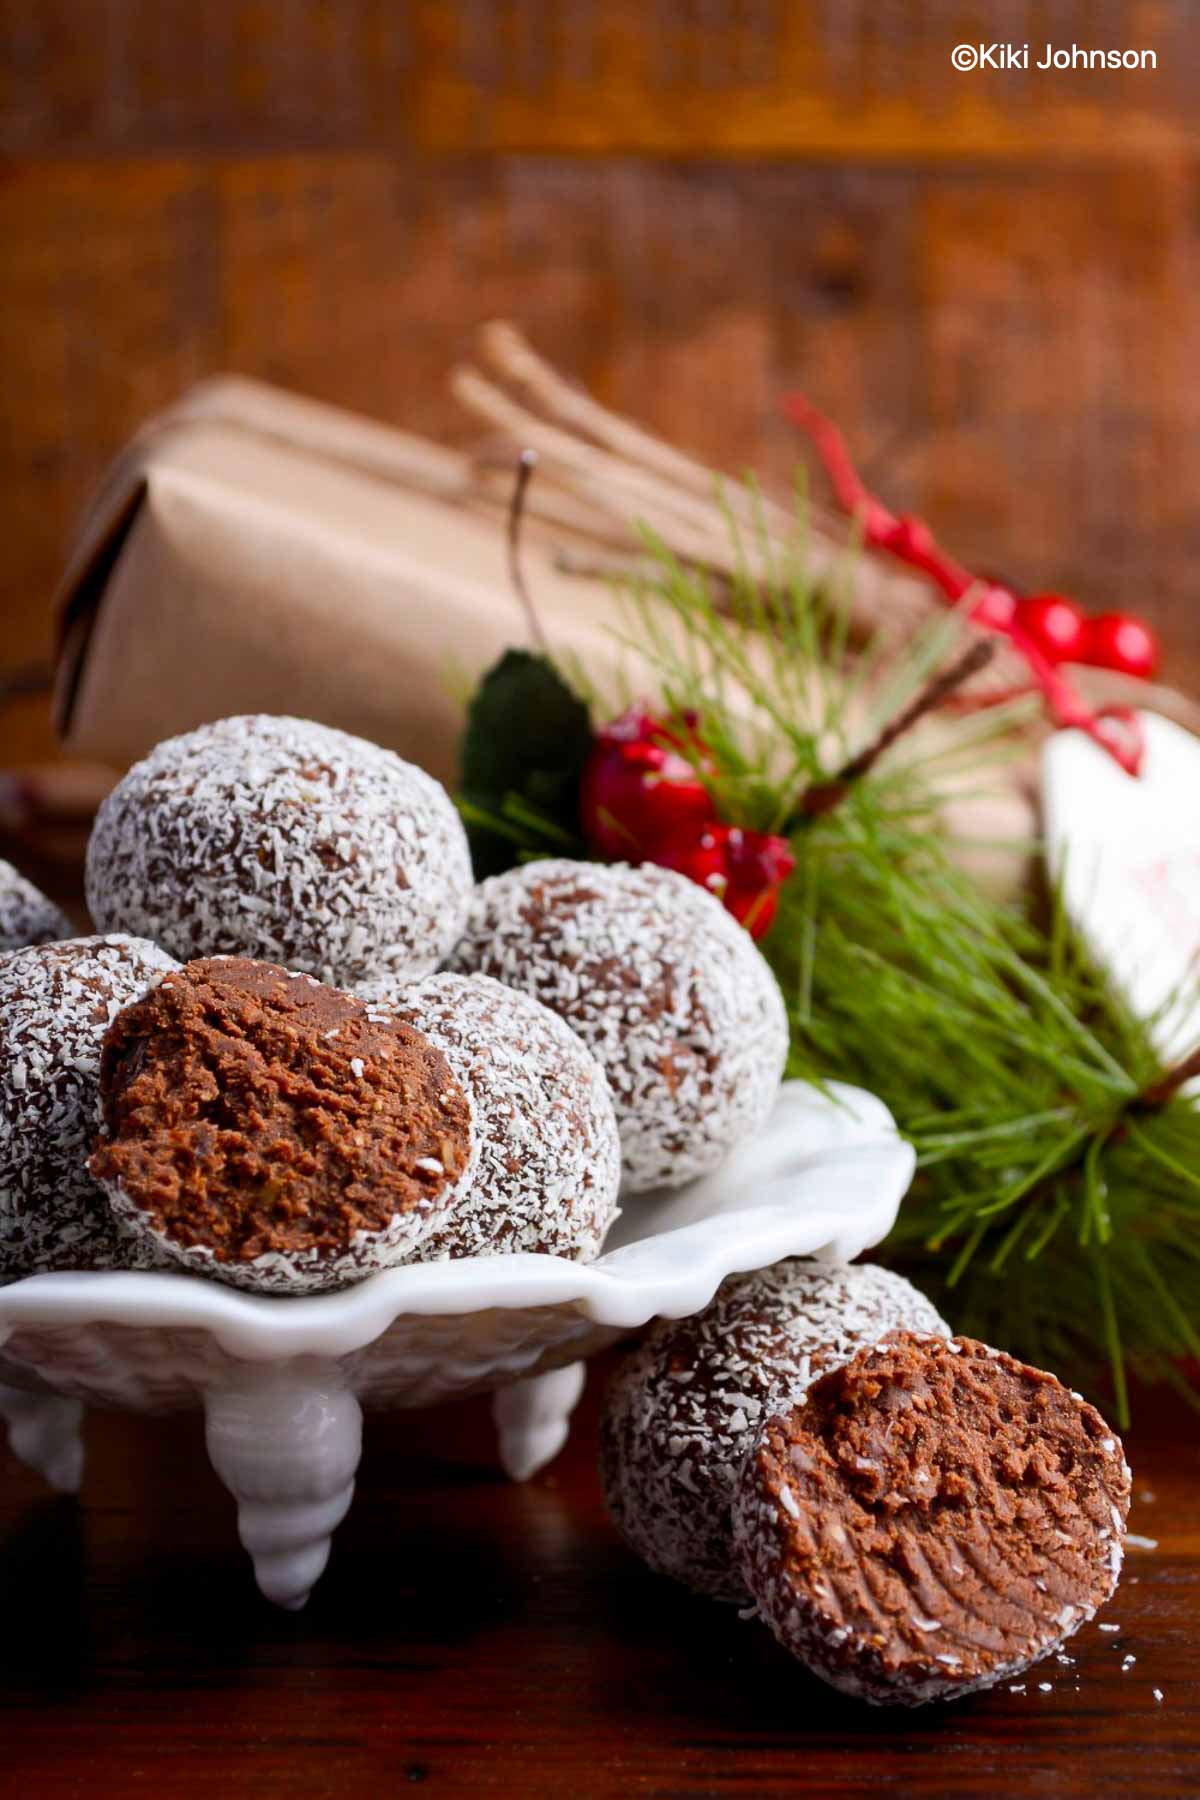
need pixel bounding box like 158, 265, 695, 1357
56, 366, 975, 786
55, 377, 654, 789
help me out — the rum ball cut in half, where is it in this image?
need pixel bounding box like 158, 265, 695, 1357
85, 714, 474, 988
0, 935, 179, 1281
448, 859, 789, 1193
359, 971, 621, 1263
733, 1333, 1131, 1706
600, 1261, 948, 1601
91, 957, 478, 1295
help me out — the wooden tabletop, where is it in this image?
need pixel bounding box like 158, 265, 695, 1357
0, 1361, 1194, 1798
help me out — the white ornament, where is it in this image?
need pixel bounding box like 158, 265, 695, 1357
1043, 713, 1200, 1069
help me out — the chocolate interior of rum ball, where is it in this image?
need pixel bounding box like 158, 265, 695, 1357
92, 958, 474, 1271
735, 1333, 1130, 1707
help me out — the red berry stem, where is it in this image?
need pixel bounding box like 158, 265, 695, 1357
781, 393, 1146, 777
790, 637, 996, 824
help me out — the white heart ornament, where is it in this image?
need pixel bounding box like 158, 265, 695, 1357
1042, 711, 1200, 1067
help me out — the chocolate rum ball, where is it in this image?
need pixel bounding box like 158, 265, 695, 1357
449, 859, 788, 1193
600, 1261, 948, 1601
86, 714, 474, 988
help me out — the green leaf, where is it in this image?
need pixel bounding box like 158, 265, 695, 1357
458, 649, 593, 877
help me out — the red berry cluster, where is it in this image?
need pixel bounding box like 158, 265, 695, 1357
782, 393, 1160, 773
579, 709, 795, 939
1013, 595, 1158, 681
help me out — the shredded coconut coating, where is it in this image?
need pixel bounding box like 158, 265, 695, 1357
732, 1335, 1131, 1707
0, 935, 179, 1282
359, 971, 622, 1262
448, 859, 789, 1192
85, 715, 473, 987
599, 1261, 949, 1602
0, 859, 71, 953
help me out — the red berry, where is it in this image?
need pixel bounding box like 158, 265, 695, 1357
723, 828, 795, 941
582, 708, 795, 939
724, 827, 796, 892
726, 885, 781, 939
580, 708, 715, 860
971, 585, 1018, 631
651, 824, 729, 900
1079, 612, 1159, 682
1013, 594, 1088, 664
650, 822, 794, 940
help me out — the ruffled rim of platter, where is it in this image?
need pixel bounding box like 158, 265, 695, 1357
0, 1080, 915, 1363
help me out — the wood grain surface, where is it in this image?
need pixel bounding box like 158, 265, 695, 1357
0, 1363, 1194, 1798
3, 5, 1200, 1793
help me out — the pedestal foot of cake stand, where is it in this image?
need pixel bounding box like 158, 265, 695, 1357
493, 1360, 586, 1481
0, 1382, 85, 1493
204, 1375, 362, 1610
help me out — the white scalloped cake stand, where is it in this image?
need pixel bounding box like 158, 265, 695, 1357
0, 1079, 913, 1609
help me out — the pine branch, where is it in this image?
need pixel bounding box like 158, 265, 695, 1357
541, 485, 1200, 1419
792, 638, 996, 822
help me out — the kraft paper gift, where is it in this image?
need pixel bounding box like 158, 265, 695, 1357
54, 377, 657, 789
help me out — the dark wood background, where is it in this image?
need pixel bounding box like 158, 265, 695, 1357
2, 4, 1199, 1794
